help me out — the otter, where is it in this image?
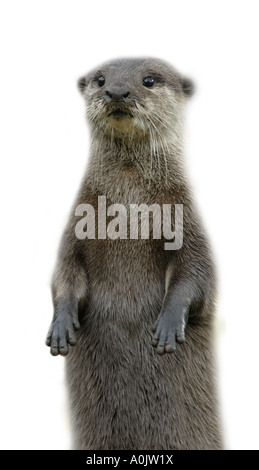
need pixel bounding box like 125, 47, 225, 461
46, 58, 223, 450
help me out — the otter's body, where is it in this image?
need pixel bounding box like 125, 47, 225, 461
47, 58, 223, 449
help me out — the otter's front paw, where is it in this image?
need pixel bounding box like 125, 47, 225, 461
46, 301, 80, 356
152, 307, 188, 355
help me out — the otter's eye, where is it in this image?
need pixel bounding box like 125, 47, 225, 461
98, 76, 105, 87
143, 77, 155, 88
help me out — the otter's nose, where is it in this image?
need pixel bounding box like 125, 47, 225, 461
105, 87, 131, 102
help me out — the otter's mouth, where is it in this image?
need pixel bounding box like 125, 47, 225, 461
107, 109, 133, 119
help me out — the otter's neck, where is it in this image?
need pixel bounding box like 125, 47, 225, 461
86, 133, 185, 195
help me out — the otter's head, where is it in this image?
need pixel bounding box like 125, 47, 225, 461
78, 58, 194, 144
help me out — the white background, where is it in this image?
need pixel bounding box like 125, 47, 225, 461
0, 0, 258, 450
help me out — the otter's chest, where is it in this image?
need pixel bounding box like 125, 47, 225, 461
83, 238, 167, 328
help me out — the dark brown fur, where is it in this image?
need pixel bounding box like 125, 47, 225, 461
47, 58, 223, 449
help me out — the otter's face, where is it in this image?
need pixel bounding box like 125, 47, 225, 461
78, 58, 194, 139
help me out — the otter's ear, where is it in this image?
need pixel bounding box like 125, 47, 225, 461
77, 76, 87, 94
181, 77, 195, 97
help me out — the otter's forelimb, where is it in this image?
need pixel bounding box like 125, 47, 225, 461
46, 298, 80, 356
152, 281, 191, 355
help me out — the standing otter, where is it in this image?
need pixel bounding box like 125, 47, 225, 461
46, 58, 223, 450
